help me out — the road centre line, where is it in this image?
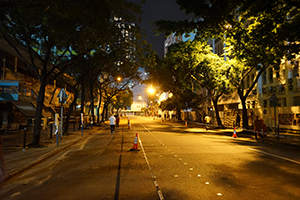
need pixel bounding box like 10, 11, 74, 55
134, 123, 165, 200
139, 121, 225, 197
248, 147, 300, 165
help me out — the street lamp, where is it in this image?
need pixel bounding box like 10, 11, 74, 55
117, 77, 121, 82
224, 23, 232, 61
148, 86, 155, 94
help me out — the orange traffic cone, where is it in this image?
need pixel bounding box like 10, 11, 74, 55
130, 133, 140, 151
232, 127, 237, 138
128, 119, 131, 129
185, 121, 187, 126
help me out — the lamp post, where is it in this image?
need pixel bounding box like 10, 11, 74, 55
147, 86, 156, 117
269, 93, 279, 137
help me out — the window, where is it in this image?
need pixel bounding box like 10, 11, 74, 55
293, 64, 299, 77
252, 101, 256, 108
293, 96, 300, 106
263, 100, 268, 108
269, 67, 273, 83
282, 98, 287, 107
277, 99, 282, 107
276, 70, 280, 79
262, 71, 267, 85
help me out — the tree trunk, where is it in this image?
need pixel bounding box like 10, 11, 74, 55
105, 105, 108, 120
81, 82, 85, 114
101, 102, 108, 122
212, 97, 223, 127
64, 88, 79, 135
32, 78, 46, 147
97, 93, 102, 123
90, 82, 94, 123
176, 106, 181, 120
237, 88, 249, 129
79, 82, 85, 129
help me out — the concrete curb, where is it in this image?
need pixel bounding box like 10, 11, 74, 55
0, 132, 92, 186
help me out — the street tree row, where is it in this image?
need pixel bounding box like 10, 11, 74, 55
0, 0, 150, 146
153, 0, 300, 128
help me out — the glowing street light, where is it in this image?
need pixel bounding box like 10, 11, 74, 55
117, 77, 121, 81
148, 87, 155, 94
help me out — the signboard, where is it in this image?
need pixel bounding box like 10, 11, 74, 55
57, 88, 68, 104
0, 81, 19, 101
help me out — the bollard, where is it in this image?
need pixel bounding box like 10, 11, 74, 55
55, 126, 59, 146
23, 127, 27, 151
50, 123, 53, 141
277, 124, 279, 140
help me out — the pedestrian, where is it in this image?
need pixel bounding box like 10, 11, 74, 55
254, 116, 264, 142
261, 119, 267, 136
109, 114, 116, 134
116, 115, 120, 127
236, 113, 241, 127
204, 115, 211, 130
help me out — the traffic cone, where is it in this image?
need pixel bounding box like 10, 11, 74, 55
130, 133, 140, 151
232, 127, 237, 138
128, 119, 131, 129
185, 121, 187, 126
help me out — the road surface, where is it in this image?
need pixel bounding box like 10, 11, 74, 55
1, 116, 300, 199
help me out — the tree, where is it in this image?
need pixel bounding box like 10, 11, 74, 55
155, 0, 300, 129
111, 88, 133, 113
0, 0, 144, 146
146, 53, 200, 120
166, 40, 235, 126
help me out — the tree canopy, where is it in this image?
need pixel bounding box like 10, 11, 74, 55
155, 0, 300, 128
0, 0, 145, 146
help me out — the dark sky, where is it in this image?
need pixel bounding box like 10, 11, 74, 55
132, 0, 190, 57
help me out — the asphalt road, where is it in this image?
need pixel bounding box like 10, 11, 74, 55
1, 116, 300, 200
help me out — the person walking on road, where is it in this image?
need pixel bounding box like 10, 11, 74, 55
109, 114, 116, 134
254, 116, 264, 142
116, 115, 120, 127
204, 115, 211, 130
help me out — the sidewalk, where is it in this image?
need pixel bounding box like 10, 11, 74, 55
0, 123, 110, 185
150, 117, 300, 146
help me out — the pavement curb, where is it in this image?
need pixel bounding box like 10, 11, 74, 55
0, 132, 92, 186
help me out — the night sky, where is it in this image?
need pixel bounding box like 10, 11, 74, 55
131, 0, 190, 57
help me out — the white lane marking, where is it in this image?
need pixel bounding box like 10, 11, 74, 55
248, 147, 300, 165
37, 175, 52, 185
10, 192, 21, 197
138, 124, 165, 200
139, 120, 225, 198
